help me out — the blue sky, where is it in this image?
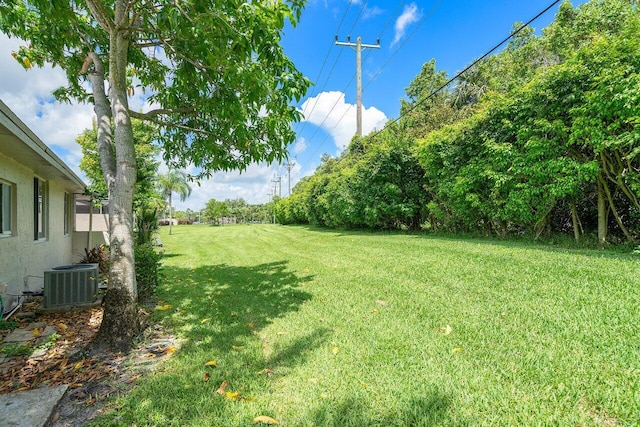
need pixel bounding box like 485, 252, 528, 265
0, 0, 587, 210
283, 0, 588, 182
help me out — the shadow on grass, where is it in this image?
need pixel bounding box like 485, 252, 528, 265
98, 260, 464, 425
291, 224, 637, 260
100, 261, 332, 424
159, 260, 314, 346
158, 253, 182, 259
311, 392, 457, 426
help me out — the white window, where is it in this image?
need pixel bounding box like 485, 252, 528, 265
34, 177, 48, 240
0, 180, 13, 236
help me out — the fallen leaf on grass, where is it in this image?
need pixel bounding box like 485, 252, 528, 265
451, 347, 463, 354
216, 380, 228, 395
200, 318, 211, 324
204, 360, 218, 367
126, 374, 141, 384
155, 304, 172, 311
276, 331, 286, 336
203, 372, 210, 382
376, 300, 387, 306
164, 345, 177, 355
253, 415, 278, 425
225, 391, 240, 400
232, 345, 245, 351
441, 325, 452, 335
371, 308, 378, 313
258, 368, 273, 375
332, 346, 339, 355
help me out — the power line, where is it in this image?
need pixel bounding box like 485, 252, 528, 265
294, 48, 347, 146
294, 0, 353, 135
370, 0, 563, 140
284, 161, 295, 196
363, 0, 444, 92
292, 0, 360, 149
346, 0, 369, 36
300, 73, 357, 162
335, 36, 381, 137
377, 1, 405, 41
304, 0, 441, 160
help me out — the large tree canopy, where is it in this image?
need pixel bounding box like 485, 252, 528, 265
0, 0, 310, 349
77, 119, 160, 208
2, 0, 309, 173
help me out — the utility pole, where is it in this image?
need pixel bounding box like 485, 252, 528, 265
335, 35, 380, 137
285, 161, 295, 196
271, 174, 281, 199
267, 190, 273, 223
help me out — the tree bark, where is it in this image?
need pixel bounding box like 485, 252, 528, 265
570, 200, 582, 243
597, 176, 608, 246
93, 0, 141, 350
168, 192, 173, 235
600, 175, 636, 244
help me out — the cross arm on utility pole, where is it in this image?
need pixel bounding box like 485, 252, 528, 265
285, 161, 295, 197
335, 35, 381, 137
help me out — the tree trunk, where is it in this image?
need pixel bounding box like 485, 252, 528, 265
597, 176, 608, 246
93, 10, 141, 350
168, 193, 173, 235
601, 175, 636, 244
570, 200, 582, 243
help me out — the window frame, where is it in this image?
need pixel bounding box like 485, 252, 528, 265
34, 177, 48, 241
0, 179, 14, 237
64, 192, 73, 236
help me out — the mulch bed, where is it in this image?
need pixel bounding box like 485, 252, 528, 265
0, 299, 179, 426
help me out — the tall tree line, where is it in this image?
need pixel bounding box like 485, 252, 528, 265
277, 0, 639, 244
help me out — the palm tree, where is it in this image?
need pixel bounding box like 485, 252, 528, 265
156, 169, 192, 235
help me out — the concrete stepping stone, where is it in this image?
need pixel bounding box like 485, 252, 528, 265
0, 384, 68, 427
3, 322, 53, 344
4, 322, 47, 343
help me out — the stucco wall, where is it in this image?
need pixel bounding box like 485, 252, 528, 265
72, 230, 108, 261
0, 151, 76, 310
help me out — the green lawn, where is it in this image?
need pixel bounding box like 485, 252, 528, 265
95, 224, 639, 426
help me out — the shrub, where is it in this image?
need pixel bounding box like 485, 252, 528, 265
136, 207, 159, 245
80, 244, 110, 276
135, 243, 162, 304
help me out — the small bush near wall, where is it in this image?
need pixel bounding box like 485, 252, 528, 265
135, 244, 162, 305
80, 245, 110, 277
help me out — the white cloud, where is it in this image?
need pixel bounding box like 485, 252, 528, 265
300, 91, 387, 150
392, 3, 421, 47
0, 34, 94, 177
363, 6, 384, 20
292, 137, 308, 155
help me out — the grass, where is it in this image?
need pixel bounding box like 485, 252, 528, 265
94, 224, 640, 426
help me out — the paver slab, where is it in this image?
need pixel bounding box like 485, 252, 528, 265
0, 384, 68, 427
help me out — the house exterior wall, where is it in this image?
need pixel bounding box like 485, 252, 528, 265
0, 151, 78, 310
72, 230, 108, 261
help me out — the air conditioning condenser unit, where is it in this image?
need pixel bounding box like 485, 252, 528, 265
43, 264, 99, 308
